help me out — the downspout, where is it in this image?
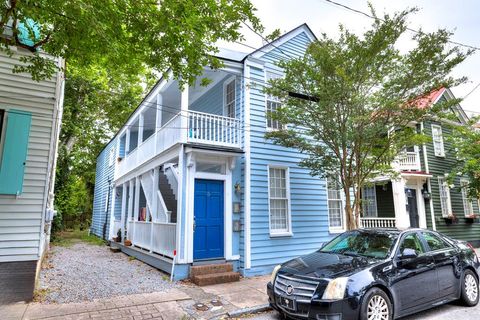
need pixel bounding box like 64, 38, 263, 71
103, 179, 112, 240
421, 121, 436, 231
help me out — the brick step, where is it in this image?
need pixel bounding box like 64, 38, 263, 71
190, 263, 233, 277
192, 271, 240, 286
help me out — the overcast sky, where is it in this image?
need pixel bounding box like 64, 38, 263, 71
220, 0, 480, 117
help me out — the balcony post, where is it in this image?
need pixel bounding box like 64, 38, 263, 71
180, 84, 189, 143
133, 177, 140, 244
127, 180, 134, 240
120, 183, 127, 243
392, 178, 409, 229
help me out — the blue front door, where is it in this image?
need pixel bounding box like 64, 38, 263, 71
193, 179, 224, 260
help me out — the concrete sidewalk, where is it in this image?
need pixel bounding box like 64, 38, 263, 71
1, 275, 271, 320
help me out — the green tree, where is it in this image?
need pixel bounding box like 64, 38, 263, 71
265, 7, 471, 230
0, 0, 261, 83
449, 120, 480, 200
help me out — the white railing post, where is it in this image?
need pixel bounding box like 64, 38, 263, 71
120, 183, 127, 243
133, 177, 140, 245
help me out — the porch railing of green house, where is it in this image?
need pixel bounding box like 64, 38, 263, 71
397, 151, 421, 171
359, 217, 396, 228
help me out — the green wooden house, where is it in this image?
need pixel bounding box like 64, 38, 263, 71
359, 87, 480, 245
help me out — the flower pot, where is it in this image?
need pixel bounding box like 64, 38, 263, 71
124, 239, 132, 246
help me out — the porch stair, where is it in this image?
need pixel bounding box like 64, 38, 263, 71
190, 263, 240, 286
159, 169, 177, 222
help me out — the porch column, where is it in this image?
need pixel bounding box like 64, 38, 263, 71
133, 177, 140, 244
149, 168, 160, 253
180, 84, 189, 143
156, 94, 163, 129
120, 183, 127, 243
392, 178, 409, 229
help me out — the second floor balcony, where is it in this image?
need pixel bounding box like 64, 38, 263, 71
114, 69, 242, 180
396, 150, 421, 171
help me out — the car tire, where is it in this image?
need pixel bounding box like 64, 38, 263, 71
360, 287, 393, 320
461, 270, 479, 306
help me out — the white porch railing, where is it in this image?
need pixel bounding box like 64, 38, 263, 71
116, 111, 241, 180
152, 222, 176, 257
360, 217, 396, 228
397, 151, 421, 171
187, 110, 241, 148
125, 220, 176, 259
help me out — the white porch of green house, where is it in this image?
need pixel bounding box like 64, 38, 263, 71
359, 172, 432, 230
106, 68, 243, 278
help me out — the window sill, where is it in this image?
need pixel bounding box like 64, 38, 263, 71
329, 228, 345, 234
435, 154, 445, 158
270, 231, 293, 238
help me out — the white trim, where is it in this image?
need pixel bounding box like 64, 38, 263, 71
431, 124, 445, 157
326, 177, 346, 233
427, 178, 436, 230
223, 76, 236, 118
176, 145, 185, 263
460, 178, 474, 217
188, 156, 234, 261
250, 25, 316, 60
267, 165, 292, 237
437, 176, 452, 217
243, 64, 252, 269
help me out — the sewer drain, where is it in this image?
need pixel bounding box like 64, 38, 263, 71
194, 303, 210, 311
211, 299, 223, 306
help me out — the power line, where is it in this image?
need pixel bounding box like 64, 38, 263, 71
463, 83, 480, 100
320, 0, 480, 51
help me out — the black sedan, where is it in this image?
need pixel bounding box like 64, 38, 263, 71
267, 228, 480, 320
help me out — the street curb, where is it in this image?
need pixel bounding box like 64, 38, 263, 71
226, 304, 272, 318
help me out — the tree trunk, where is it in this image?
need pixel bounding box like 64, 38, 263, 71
344, 187, 357, 230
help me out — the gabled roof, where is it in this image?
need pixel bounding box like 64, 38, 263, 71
412, 87, 469, 124
248, 23, 317, 60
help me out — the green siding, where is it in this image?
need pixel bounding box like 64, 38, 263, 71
424, 119, 480, 241
0, 110, 32, 195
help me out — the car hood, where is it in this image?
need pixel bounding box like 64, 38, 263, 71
281, 251, 378, 279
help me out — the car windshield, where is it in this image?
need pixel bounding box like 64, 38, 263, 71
320, 230, 398, 259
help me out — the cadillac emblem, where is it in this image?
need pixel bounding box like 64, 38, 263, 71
286, 285, 294, 295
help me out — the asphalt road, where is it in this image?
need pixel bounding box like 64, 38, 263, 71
247, 300, 480, 320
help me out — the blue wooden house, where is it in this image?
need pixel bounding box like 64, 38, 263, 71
91, 24, 341, 282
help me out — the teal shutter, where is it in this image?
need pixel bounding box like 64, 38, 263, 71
0, 110, 32, 195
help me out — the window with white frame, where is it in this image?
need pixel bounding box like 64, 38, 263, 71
362, 186, 378, 217
224, 78, 236, 118
266, 72, 283, 130
268, 166, 291, 235
108, 147, 115, 167
327, 177, 344, 231
438, 177, 452, 217
431, 124, 445, 157
460, 179, 474, 216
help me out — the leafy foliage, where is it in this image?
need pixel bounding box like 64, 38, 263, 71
448, 119, 480, 200
265, 7, 471, 229
0, 0, 262, 84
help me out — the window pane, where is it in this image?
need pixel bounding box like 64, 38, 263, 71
421, 232, 450, 251
269, 167, 289, 233
399, 233, 425, 255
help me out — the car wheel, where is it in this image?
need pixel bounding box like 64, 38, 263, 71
461, 270, 479, 306
361, 287, 393, 320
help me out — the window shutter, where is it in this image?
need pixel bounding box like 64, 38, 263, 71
0, 110, 32, 195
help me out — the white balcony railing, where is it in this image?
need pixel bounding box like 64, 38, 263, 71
397, 151, 421, 171
187, 110, 241, 148
116, 110, 241, 179
125, 220, 177, 259
360, 217, 396, 228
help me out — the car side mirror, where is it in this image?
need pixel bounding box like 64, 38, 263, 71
399, 248, 418, 260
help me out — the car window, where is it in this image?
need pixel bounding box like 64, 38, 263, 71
320, 230, 398, 259
399, 233, 424, 255
421, 232, 451, 251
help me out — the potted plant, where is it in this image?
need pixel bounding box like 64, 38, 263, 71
124, 239, 132, 246
444, 213, 458, 225
116, 228, 122, 242
465, 214, 478, 223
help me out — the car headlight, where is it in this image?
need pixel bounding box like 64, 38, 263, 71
322, 277, 348, 300
271, 264, 281, 283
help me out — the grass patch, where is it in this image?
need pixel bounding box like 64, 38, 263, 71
128, 256, 136, 261
52, 229, 105, 247
33, 288, 51, 302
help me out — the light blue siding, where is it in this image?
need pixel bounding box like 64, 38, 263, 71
245, 30, 332, 276
91, 139, 116, 239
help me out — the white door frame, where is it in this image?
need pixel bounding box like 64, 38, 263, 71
405, 179, 427, 229
184, 151, 235, 263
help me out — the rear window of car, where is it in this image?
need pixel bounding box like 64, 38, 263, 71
421, 232, 451, 251
320, 231, 398, 259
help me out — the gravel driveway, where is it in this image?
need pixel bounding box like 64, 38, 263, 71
38, 243, 177, 303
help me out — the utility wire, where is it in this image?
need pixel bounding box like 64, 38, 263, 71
320, 0, 480, 51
